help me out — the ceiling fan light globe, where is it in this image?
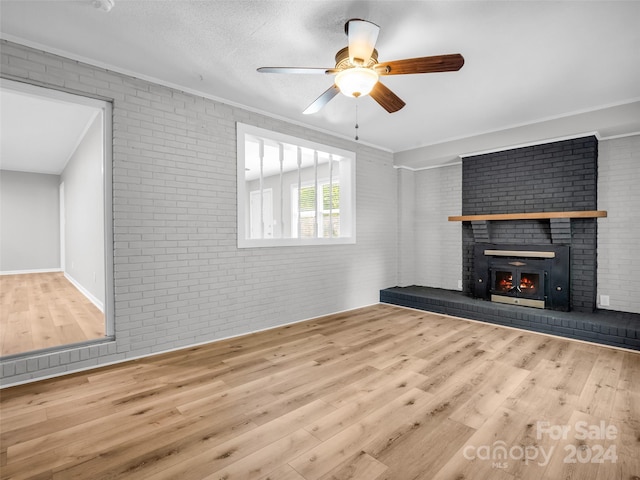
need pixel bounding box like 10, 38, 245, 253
335, 68, 379, 98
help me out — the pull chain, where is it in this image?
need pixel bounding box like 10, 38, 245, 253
354, 97, 359, 141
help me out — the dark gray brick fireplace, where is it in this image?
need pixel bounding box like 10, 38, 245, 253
462, 135, 598, 312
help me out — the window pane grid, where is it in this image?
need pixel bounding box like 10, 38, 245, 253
238, 123, 354, 247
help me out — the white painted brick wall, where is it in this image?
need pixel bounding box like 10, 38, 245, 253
597, 134, 640, 314
413, 164, 462, 290
1, 41, 397, 385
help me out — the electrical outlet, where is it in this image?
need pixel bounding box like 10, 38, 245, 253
600, 295, 610, 307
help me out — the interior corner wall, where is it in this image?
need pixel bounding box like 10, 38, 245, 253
0, 40, 398, 385
0, 170, 60, 272
413, 164, 462, 290
61, 112, 105, 308
597, 134, 640, 314
396, 168, 416, 286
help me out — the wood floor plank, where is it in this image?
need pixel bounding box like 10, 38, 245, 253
142, 399, 335, 480
487, 331, 557, 370
304, 371, 431, 441
504, 358, 579, 423
577, 349, 624, 419
416, 337, 491, 395
371, 418, 474, 480
1, 304, 638, 480
540, 410, 606, 480
289, 388, 433, 480
320, 367, 427, 409
431, 406, 537, 480
256, 464, 306, 480
315, 450, 388, 480
205, 428, 320, 480
469, 323, 523, 353
448, 360, 531, 429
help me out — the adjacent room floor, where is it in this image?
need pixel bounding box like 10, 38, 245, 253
0, 272, 105, 356
1, 303, 637, 479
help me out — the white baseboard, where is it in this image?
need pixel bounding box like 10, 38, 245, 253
0, 268, 62, 275
63, 272, 105, 313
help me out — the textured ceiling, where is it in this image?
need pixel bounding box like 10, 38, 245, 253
1, 0, 639, 168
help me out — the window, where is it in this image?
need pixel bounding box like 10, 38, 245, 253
237, 123, 355, 247
292, 183, 340, 238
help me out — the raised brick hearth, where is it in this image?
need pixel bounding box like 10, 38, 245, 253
380, 286, 640, 350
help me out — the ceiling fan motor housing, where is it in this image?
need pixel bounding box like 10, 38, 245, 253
334, 46, 378, 70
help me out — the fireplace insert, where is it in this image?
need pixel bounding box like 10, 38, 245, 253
490, 263, 546, 308
473, 244, 570, 311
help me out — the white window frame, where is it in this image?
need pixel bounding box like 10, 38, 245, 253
237, 122, 356, 248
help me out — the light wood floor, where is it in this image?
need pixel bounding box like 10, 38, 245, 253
0, 272, 105, 356
1, 304, 638, 479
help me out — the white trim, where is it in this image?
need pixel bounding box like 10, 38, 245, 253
0, 77, 109, 109
102, 101, 115, 337
599, 131, 640, 141
64, 273, 104, 313
394, 161, 462, 172
59, 182, 65, 271
0, 268, 62, 276
239, 236, 356, 249
0, 303, 378, 388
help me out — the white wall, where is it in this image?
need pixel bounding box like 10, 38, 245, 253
0, 170, 60, 272
0, 40, 397, 385
396, 168, 416, 286
597, 134, 640, 314
413, 164, 462, 290
61, 112, 105, 308
396, 164, 462, 289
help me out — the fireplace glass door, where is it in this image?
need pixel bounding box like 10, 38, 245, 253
491, 267, 545, 301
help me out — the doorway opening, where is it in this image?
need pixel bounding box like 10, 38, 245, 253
0, 79, 113, 357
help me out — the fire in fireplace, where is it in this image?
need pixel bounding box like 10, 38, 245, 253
473, 244, 570, 311
494, 271, 540, 295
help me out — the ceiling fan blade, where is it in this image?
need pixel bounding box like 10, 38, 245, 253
370, 82, 406, 113
257, 67, 335, 74
303, 84, 340, 115
374, 54, 464, 75
346, 19, 380, 66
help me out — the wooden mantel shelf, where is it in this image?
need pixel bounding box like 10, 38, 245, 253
448, 210, 607, 222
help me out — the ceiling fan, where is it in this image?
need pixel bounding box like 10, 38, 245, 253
257, 18, 464, 115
